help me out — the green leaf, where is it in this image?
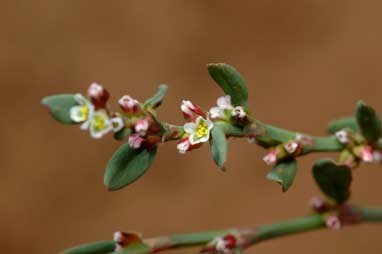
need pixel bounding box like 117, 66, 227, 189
104, 144, 157, 191
267, 159, 297, 192
355, 101, 382, 143
42, 94, 78, 124
64, 241, 115, 254
210, 125, 228, 170
327, 117, 359, 134
207, 63, 248, 110
143, 84, 168, 108
106, 243, 151, 254
312, 159, 352, 204
114, 128, 132, 141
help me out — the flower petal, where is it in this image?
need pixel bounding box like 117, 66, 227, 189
111, 117, 124, 132
183, 122, 196, 134
217, 95, 233, 109
70, 105, 88, 122
89, 111, 113, 139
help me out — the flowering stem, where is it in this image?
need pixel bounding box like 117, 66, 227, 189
107, 205, 382, 254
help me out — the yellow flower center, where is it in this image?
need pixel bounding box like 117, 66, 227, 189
196, 120, 208, 138
79, 106, 89, 119
93, 114, 106, 131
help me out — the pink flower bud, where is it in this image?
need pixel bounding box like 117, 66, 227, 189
87, 83, 109, 108
360, 146, 373, 163
284, 141, 299, 154
263, 150, 278, 166
310, 196, 329, 213
135, 118, 149, 136
119, 95, 140, 113
326, 215, 342, 230
181, 100, 205, 121
128, 134, 145, 149
177, 137, 191, 154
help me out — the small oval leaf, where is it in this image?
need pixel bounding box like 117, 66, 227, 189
63, 240, 115, 254
42, 94, 78, 124
144, 84, 168, 109
267, 159, 297, 192
104, 144, 157, 191
210, 125, 228, 170
355, 101, 382, 144
312, 159, 352, 204
327, 117, 359, 134
207, 63, 248, 110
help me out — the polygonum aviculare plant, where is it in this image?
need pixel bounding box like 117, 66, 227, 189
42, 63, 382, 254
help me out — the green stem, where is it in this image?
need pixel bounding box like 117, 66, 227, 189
103, 206, 382, 254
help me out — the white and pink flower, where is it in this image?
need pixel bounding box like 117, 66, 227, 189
181, 100, 205, 121
135, 118, 150, 136
128, 133, 145, 149
263, 149, 279, 166
119, 95, 140, 113
209, 95, 233, 119
360, 146, 373, 163
326, 215, 342, 230
284, 141, 299, 154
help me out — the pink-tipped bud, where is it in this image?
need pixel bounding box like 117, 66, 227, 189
310, 196, 329, 213
231, 106, 246, 119
128, 134, 145, 149
263, 150, 278, 166
87, 83, 109, 108
119, 95, 140, 113
360, 146, 373, 163
335, 130, 350, 144
135, 118, 149, 136
284, 141, 299, 154
326, 215, 342, 230
177, 137, 191, 154
181, 100, 205, 121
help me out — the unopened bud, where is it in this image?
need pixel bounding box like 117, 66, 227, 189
119, 95, 140, 113
335, 130, 350, 144
326, 215, 342, 230
87, 83, 109, 108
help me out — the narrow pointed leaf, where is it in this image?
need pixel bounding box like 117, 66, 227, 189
267, 159, 297, 192
355, 101, 382, 143
42, 94, 78, 124
327, 117, 359, 134
104, 144, 157, 191
312, 159, 352, 204
64, 241, 115, 254
210, 125, 228, 170
207, 63, 248, 110
144, 84, 168, 109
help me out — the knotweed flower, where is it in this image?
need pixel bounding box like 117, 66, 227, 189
128, 133, 145, 149
231, 106, 246, 119
177, 137, 191, 154
181, 100, 205, 121
70, 94, 95, 130
184, 116, 214, 145
284, 141, 299, 154
111, 117, 124, 132
89, 111, 113, 139
202, 234, 237, 254
119, 95, 140, 113
360, 146, 373, 163
209, 95, 233, 119
135, 118, 149, 136
87, 83, 109, 108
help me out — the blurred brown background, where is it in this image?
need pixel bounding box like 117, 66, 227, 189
1, 0, 382, 253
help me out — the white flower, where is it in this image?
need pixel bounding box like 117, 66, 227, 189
177, 138, 191, 154
135, 118, 149, 136
128, 134, 145, 149
231, 106, 246, 119
111, 117, 124, 132
335, 130, 350, 144
118, 95, 139, 113
89, 111, 113, 139
209, 95, 233, 119
215, 238, 230, 254
88, 83, 104, 98
70, 94, 94, 130
263, 150, 278, 166
284, 141, 299, 154
183, 116, 214, 145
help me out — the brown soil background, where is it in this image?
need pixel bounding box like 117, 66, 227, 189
1, 1, 382, 253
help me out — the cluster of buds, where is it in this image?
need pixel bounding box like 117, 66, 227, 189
177, 100, 214, 154
70, 83, 124, 139
200, 234, 237, 254
263, 133, 313, 166
209, 95, 248, 123
335, 129, 382, 165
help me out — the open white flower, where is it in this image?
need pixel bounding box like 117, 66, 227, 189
89, 110, 113, 139
209, 95, 233, 119
70, 94, 95, 130
183, 116, 214, 145
111, 117, 124, 132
